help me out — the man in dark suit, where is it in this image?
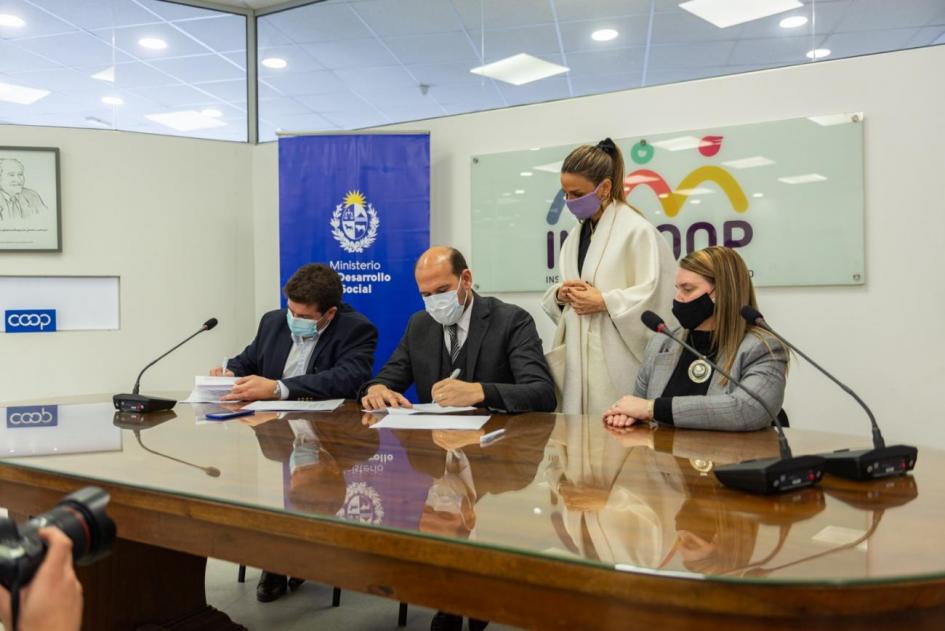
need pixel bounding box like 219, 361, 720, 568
212, 263, 377, 403
360, 246, 555, 413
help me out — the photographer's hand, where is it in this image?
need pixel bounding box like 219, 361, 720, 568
0, 528, 83, 631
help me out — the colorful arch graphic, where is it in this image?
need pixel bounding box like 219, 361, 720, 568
624, 165, 749, 218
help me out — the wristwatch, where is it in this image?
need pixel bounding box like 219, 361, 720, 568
646, 399, 655, 421
272, 381, 281, 400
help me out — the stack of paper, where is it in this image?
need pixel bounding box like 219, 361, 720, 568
364, 403, 477, 415
242, 400, 344, 412
370, 415, 491, 430
181, 376, 238, 403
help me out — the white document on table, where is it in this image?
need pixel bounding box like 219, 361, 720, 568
370, 415, 490, 430
364, 403, 477, 415
241, 399, 344, 412
180, 376, 240, 403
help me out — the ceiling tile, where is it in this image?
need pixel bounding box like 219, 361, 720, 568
13, 32, 131, 68
451, 0, 555, 30
174, 15, 248, 53
259, 3, 372, 44
257, 44, 324, 75
470, 24, 562, 60
836, 0, 945, 31
552, 0, 654, 23
647, 40, 738, 69
134, 0, 227, 22
148, 54, 246, 83
92, 24, 211, 59
497, 76, 571, 106
301, 38, 399, 70
727, 35, 812, 65
258, 95, 312, 118
0, 2, 77, 39
347, 0, 464, 37
260, 69, 348, 96
824, 28, 927, 59
565, 47, 646, 76
383, 31, 482, 65
23, 0, 161, 31
0, 41, 62, 74
558, 15, 651, 52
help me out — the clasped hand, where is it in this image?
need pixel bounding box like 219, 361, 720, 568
557, 280, 606, 315
602, 395, 651, 428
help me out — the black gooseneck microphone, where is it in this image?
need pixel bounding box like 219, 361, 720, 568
113, 318, 219, 413
640, 311, 825, 494
739, 306, 917, 480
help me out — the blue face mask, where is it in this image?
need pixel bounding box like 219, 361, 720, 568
423, 285, 470, 326
286, 309, 324, 339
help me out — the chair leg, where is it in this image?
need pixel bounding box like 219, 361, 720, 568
332, 587, 342, 607
237, 565, 246, 583
398, 602, 408, 627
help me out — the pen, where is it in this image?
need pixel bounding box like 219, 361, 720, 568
222, 356, 228, 375
479, 428, 506, 447
448, 368, 461, 380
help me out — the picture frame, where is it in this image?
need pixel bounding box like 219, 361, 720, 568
0, 146, 62, 252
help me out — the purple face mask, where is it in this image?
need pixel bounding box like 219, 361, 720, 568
564, 182, 604, 219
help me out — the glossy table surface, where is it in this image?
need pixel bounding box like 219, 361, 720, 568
2, 394, 943, 588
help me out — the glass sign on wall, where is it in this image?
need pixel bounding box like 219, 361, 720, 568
471, 114, 864, 292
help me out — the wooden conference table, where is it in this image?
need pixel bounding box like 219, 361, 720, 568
0, 394, 943, 630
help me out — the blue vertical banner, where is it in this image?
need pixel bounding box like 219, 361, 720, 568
278, 133, 430, 378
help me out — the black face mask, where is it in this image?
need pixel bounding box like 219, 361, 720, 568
672, 292, 715, 330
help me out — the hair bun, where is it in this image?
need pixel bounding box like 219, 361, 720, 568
596, 137, 617, 156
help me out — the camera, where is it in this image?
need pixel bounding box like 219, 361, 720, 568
0, 486, 116, 589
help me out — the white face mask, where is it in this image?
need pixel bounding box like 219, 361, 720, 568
423, 285, 469, 326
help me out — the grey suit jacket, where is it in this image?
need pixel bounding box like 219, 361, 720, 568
360, 293, 556, 413
634, 329, 787, 432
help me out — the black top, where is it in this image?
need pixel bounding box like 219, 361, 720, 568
576, 219, 594, 277
654, 330, 716, 425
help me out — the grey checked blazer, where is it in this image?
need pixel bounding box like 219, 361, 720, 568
634, 328, 788, 432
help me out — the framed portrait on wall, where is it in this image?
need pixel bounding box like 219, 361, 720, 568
0, 146, 61, 252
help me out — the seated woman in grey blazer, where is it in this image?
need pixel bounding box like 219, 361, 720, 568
603, 246, 787, 432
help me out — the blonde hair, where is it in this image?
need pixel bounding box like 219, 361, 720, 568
561, 138, 628, 206
679, 246, 782, 384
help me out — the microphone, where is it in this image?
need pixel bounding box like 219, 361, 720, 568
640, 311, 824, 494
134, 431, 221, 477
113, 317, 219, 413
740, 306, 917, 481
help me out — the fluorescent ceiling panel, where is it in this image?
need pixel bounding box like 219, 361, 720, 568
722, 156, 775, 169
0, 81, 50, 105
145, 110, 228, 132
679, 0, 803, 29
778, 173, 827, 184
470, 53, 569, 86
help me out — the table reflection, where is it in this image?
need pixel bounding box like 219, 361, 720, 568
1, 402, 121, 457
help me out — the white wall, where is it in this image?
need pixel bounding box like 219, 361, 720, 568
250, 45, 945, 449
0, 126, 255, 402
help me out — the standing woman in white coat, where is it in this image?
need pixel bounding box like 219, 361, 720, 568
542, 138, 677, 416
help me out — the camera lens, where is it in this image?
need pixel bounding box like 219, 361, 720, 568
27, 487, 116, 564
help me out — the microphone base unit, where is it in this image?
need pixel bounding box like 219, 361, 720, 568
112, 394, 176, 413
819, 445, 917, 481
714, 455, 826, 495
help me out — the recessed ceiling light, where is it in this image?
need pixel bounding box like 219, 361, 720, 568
806, 48, 831, 59
0, 81, 50, 105
520, 171, 533, 177
470, 53, 569, 86
515, 189, 526, 195
201, 108, 223, 118
146, 110, 227, 132
91, 66, 115, 83
689, 199, 702, 205
262, 57, 288, 69
679, 0, 802, 29
778, 173, 827, 184
752, 192, 764, 198
779, 15, 808, 28
0, 14, 25, 28
591, 29, 619, 42
138, 37, 168, 50
101, 96, 124, 106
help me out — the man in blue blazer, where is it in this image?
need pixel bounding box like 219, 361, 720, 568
213, 263, 377, 403
212, 264, 377, 602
